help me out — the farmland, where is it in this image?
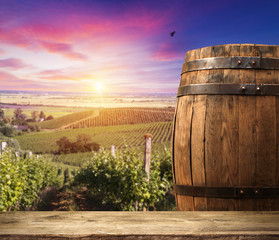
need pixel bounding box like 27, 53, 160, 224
2, 106, 175, 211
30, 110, 98, 129
31, 107, 174, 129
15, 121, 173, 154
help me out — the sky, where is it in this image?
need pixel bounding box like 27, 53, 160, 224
0, 0, 279, 94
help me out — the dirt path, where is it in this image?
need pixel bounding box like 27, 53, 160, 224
39, 188, 93, 211
38, 187, 119, 211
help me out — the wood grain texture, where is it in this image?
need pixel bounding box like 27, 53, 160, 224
174, 97, 194, 210
173, 44, 279, 211
0, 212, 279, 240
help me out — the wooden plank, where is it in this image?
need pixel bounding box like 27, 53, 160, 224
238, 44, 258, 210
276, 47, 279, 209
0, 212, 279, 240
205, 45, 240, 210
174, 96, 194, 210
255, 45, 277, 210
180, 48, 200, 86
191, 95, 207, 210
190, 46, 212, 210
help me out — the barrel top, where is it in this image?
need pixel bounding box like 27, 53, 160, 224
185, 44, 279, 62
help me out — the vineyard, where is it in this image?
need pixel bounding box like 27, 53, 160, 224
15, 122, 173, 154
52, 142, 171, 167
32, 107, 174, 129
31, 110, 98, 129
0, 149, 60, 211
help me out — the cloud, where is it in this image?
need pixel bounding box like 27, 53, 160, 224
0, 49, 5, 54
40, 74, 79, 81
37, 69, 64, 75
0, 26, 88, 61
39, 41, 87, 60
0, 71, 37, 89
0, 58, 29, 70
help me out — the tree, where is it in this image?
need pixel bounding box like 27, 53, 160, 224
3, 116, 11, 124
0, 109, 4, 119
14, 108, 23, 119
56, 135, 100, 154
46, 115, 54, 121
39, 111, 46, 120
31, 111, 38, 121
56, 137, 71, 154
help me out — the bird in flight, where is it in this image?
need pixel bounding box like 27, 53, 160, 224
170, 31, 176, 37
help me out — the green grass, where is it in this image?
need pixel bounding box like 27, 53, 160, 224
15, 122, 173, 154
30, 110, 98, 129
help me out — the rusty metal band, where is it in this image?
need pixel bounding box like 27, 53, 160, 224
177, 84, 279, 97
182, 57, 279, 73
173, 184, 279, 198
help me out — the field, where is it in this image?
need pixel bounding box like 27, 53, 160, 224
30, 107, 174, 129
2, 105, 175, 211
30, 110, 98, 129
2, 104, 92, 119
15, 121, 173, 154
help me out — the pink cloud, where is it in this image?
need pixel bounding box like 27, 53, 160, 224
0, 4, 170, 56
40, 74, 79, 81
0, 71, 36, 89
0, 49, 5, 54
40, 41, 87, 60
0, 26, 87, 61
0, 58, 29, 70
37, 69, 64, 75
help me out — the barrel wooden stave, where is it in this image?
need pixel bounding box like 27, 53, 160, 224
173, 44, 279, 210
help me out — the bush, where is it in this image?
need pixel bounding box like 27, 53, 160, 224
0, 149, 61, 211
1, 125, 16, 137
6, 139, 21, 152
73, 148, 172, 211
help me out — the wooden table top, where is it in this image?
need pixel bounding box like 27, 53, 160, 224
0, 211, 279, 239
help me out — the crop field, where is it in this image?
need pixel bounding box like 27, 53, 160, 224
31, 107, 174, 129
15, 121, 173, 154
30, 110, 98, 129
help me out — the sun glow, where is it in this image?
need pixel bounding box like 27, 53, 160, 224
93, 82, 104, 92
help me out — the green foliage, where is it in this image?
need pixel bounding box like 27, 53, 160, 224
1, 125, 16, 137
32, 110, 97, 129
6, 139, 21, 152
0, 149, 61, 211
74, 148, 172, 211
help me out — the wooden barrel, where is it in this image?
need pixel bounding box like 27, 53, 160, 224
172, 44, 279, 210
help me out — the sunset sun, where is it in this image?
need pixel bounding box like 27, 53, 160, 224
93, 82, 104, 92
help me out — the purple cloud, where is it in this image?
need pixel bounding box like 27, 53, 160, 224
0, 58, 29, 70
